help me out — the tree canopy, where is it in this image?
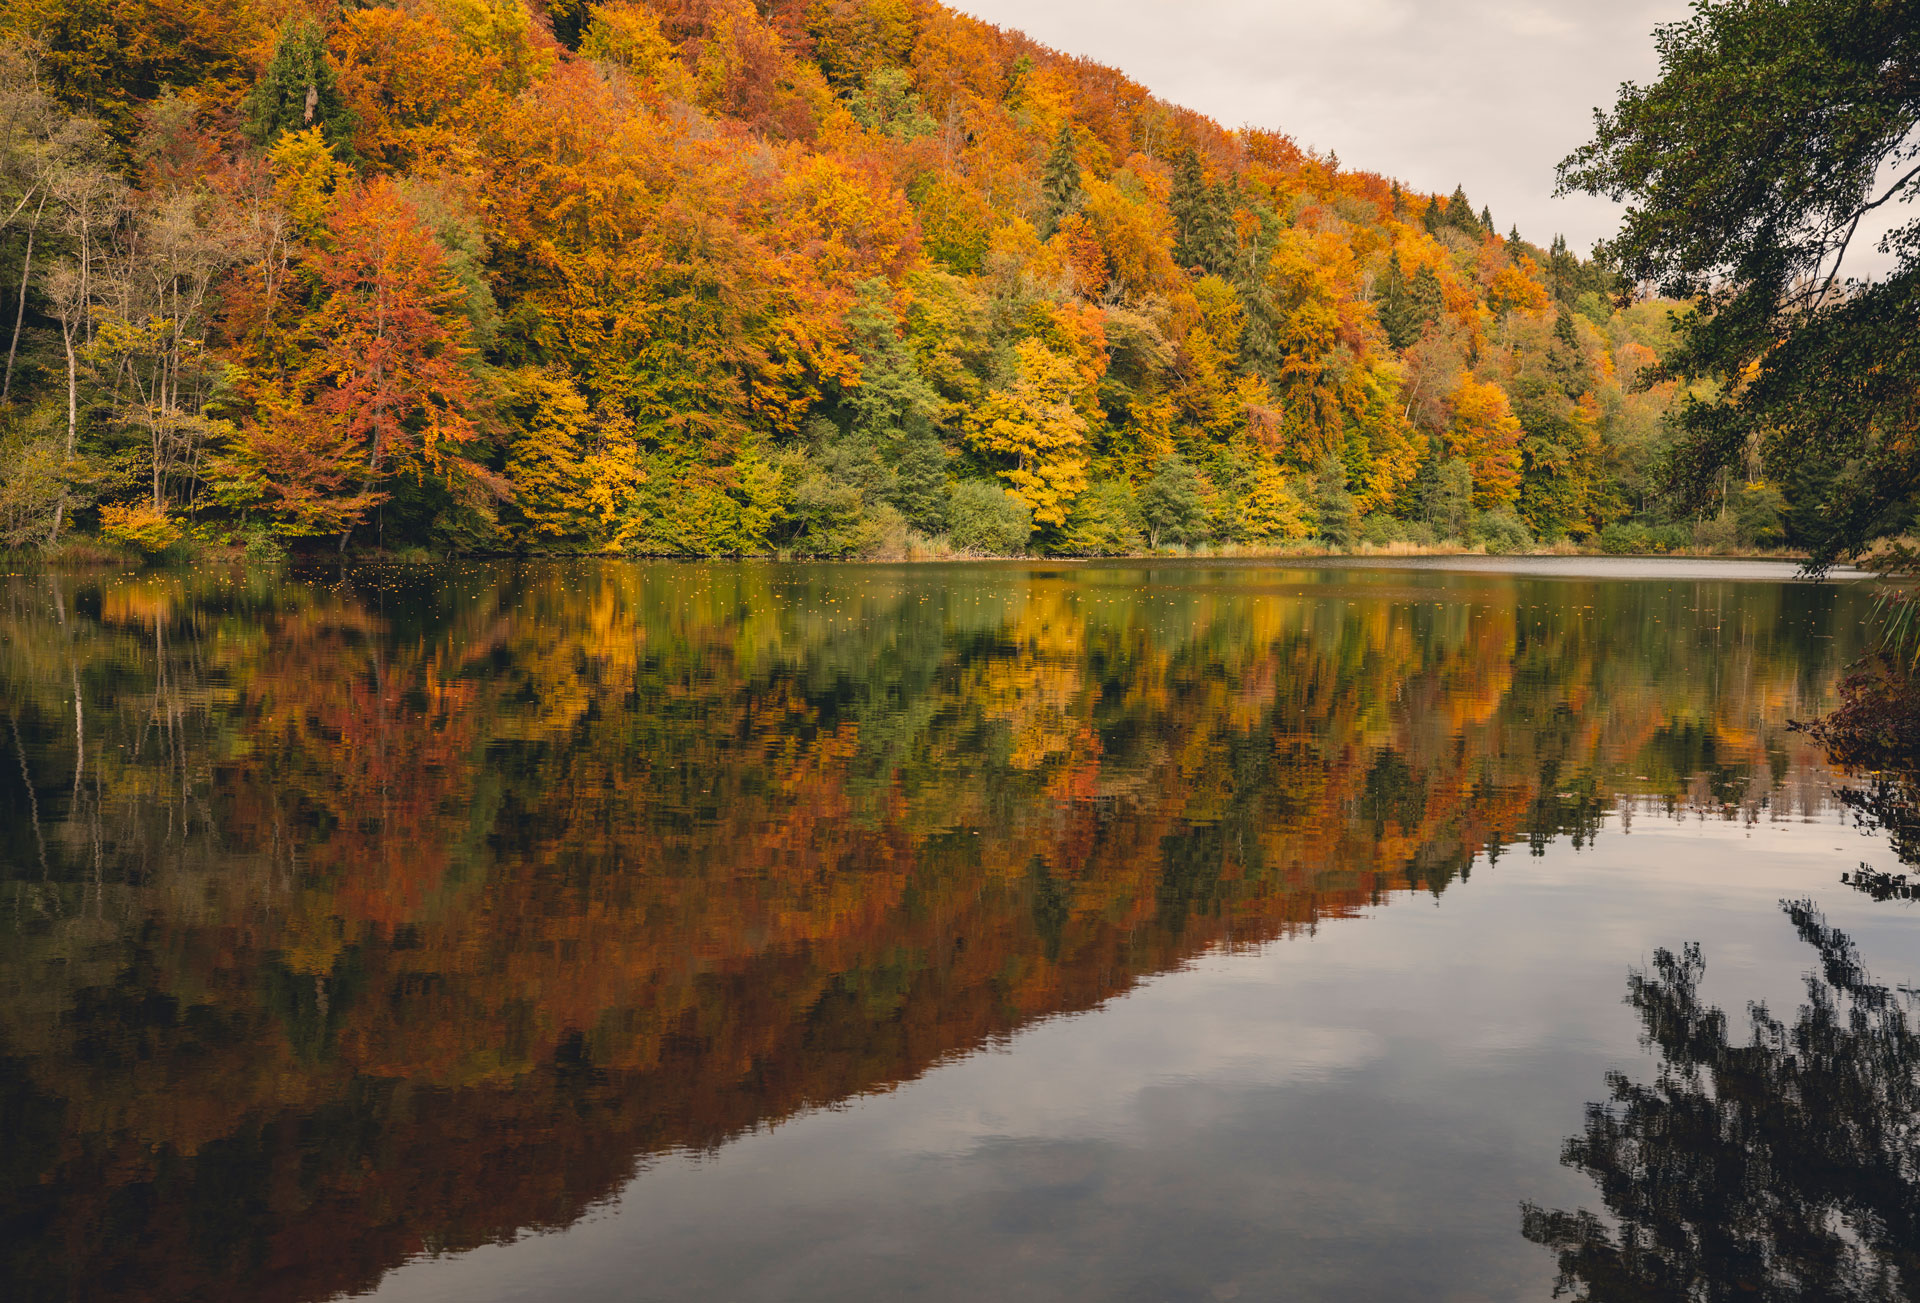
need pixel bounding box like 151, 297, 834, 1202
1560, 0, 1920, 568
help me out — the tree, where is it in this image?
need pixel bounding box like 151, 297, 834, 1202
1139, 453, 1204, 548
231, 178, 487, 543
243, 17, 353, 153
966, 338, 1089, 528
1428, 457, 1472, 539
1559, 0, 1920, 565
1037, 122, 1083, 239
1312, 451, 1358, 549
1170, 147, 1234, 276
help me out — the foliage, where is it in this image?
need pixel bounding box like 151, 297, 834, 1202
0, 0, 1769, 556
946, 479, 1031, 554
1559, 0, 1920, 569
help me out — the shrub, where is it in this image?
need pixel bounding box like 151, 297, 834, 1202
1598, 521, 1651, 555
1471, 508, 1534, 553
1693, 511, 1740, 551
947, 480, 1032, 554
1060, 478, 1141, 555
98, 502, 183, 554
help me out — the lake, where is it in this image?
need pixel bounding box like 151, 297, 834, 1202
2, 557, 1914, 1301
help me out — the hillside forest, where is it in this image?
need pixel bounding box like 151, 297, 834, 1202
0, 0, 1795, 558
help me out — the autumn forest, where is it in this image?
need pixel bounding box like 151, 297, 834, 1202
0, 0, 1799, 559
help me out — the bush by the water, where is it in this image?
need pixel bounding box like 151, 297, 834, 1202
947, 482, 1033, 555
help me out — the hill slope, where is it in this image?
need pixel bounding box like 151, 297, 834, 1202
0, 0, 1770, 556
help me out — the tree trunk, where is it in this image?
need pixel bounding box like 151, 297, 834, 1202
48, 318, 78, 544
4, 195, 45, 402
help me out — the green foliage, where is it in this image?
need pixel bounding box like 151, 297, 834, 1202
946, 479, 1031, 554
1059, 477, 1141, 555
850, 67, 935, 140
1139, 454, 1205, 548
1037, 123, 1083, 239
1427, 457, 1472, 539
242, 17, 352, 153
1471, 508, 1534, 553
1170, 148, 1236, 276
1313, 452, 1359, 549
1731, 482, 1787, 548
1558, 0, 1920, 568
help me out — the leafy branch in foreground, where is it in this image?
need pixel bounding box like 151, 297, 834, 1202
1559, 0, 1920, 569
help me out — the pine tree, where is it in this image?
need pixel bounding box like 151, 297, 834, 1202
1421, 197, 1445, 237
1480, 205, 1493, 232
242, 17, 353, 153
1170, 148, 1235, 275
1447, 185, 1475, 233
1038, 123, 1084, 239
1376, 253, 1416, 350
1409, 265, 1444, 335
1551, 306, 1591, 397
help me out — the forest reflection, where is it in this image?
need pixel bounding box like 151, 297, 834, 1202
1523, 902, 1920, 1301
0, 562, 1859, 1302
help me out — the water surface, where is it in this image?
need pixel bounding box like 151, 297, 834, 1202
1, 559, 1911, 1301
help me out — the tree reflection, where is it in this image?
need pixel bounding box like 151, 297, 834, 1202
1523, 901, 1920, 1301
0, 565, 1861, 1302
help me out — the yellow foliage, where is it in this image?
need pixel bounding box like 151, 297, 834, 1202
98, 502, 183, 553
966, 338, 1090, 527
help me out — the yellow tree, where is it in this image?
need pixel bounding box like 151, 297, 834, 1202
967, 338, 1089, 527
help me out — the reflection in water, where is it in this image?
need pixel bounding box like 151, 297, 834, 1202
1522, 903, 1920, 1301
0, 562, 1861, 1300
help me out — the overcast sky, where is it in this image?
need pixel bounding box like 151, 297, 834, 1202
953, 0, 1689, 256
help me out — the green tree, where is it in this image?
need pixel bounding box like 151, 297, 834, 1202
1558, 0, 1920, 567
1170, 147, 1234, 276
1140, 454, 1205, 548
1429, 457, 1472, 540
947, 479, 1031, 554
1313, 452, 1358, 549
1038, 123, 1083, 239
242, 17, 353, 153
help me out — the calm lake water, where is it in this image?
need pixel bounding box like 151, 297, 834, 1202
3, 557, 1915, 1301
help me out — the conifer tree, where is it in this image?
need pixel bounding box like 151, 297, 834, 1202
242, 17, 353, 153
1038, 123, 1083, 239
1376, 253, 1417, 350
1447, 185, 1475, 233
1170, 148, 1235, 275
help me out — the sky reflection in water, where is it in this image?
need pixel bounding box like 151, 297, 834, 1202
0, 559, 1910, 1301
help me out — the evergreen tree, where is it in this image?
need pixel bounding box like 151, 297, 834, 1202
1421, 197, 1445, 237
1550, 306, 1591, 397
1170, 147, 1235, 275
1480, 205, 1493, 232
1409, 265, 1444, 336
242, 17, 353, 153
1447, 185, 1476, 233
1376, 253, 1418, 350
1038, 124, 1084, 239
845, 278, 939, 440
